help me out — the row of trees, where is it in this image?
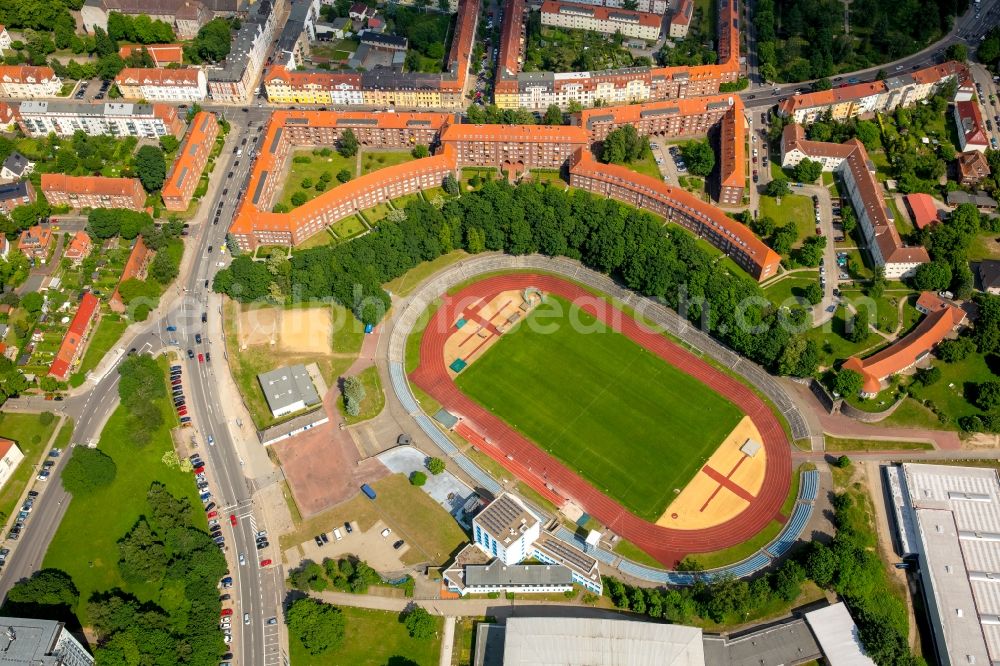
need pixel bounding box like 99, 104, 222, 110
599, 125, 650, 166
606, 480, 917, 663
185, 18, 236, 64
106, 11, 175, 44
117, 354, 167, 445
215, 179, 820, 379
290, 557, 384, 594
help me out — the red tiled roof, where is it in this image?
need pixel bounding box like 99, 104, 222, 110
671, 0, 693, 25
439, 123, 589, 144
0, 438, 14, 459
116, 67, 202, 87
956, 100, 989, 149
842, 297, 965, 395
41, 173, 145, 198
49, 293, 99, 379
719, 98, 745, 189
162, 111, 218, 204
264, 65, 362, 88
0, 65, 58, 85
64, 230, 92, 260
905, 193, 939, 230
957, 150, 990, 182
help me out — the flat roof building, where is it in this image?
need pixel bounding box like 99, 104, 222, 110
0, 616, 93, 665
258, 364, 321, 418
13, 100, 184, 139
892, 463, 1000, 666
803, 603, 875, 665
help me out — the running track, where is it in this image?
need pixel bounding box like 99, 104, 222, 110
410, 274, 792, 567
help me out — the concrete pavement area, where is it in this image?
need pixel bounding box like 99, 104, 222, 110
378, 446, 475, 517
284, 518, 408, 573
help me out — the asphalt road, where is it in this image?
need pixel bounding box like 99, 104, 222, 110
0, 108, 281, 666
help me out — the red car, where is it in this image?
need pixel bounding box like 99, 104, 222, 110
198, 353, 204, 363
259, 559, 272, 567
207, 510, 218, 519
221, 608, 233, 617
230, 514, 237, 526
193, 466, 205, 474
177, 409, 188, 417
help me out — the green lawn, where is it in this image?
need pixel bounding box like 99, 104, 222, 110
622, 152, 663, 181
77, 314, 128, 376
295, 228, 337, 250
687, 520, 783, 570
369, 474, 468, 566
454, 296, 744, 521
612, 539, 662, 568
839, 289, 909, 334
42, 358, 204, 625
908, 353, 998, 423
824, 436, 932, 451
803, 304, 889, 368
969, 232, 1000, 261
331, 215, 367, 239
361, 202, 393, 224
337, 365, 385, 425
763, 272, 819, 308
279, 150, 357, 210
361, 150, 416, 176
385, 250, 467, 297
289, 605, 442, 666
0, 413, 62, 524
759, 194, 815, 250
885, 197, 912, 237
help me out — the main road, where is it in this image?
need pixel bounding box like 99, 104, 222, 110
0, 107, 282, 666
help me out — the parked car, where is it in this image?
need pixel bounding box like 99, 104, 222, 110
259, 559, 272, 567
393, 540, 405, 550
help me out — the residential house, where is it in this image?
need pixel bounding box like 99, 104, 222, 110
0, 65, 62, 99
0, 151, 34, 181
63, 231, 93, 265
540, 1, 662, 41
13, 101, 185, 139
0, 101, 14, 131
979, 259, 1000, 295
17, 225, 52, 259
0, 180, 35, 214
957, 150, 991, 186
669, 0, 693, 39
162, 111, 220, 211
115, 68, 208, 102
349, 3, 370, 20
81, 0, 242, 39
904, 193, 940, 230
0, 26, 11, 55
109, 237, 154, 313
0, 438, 23, 490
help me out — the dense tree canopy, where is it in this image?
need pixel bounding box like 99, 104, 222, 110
133, 145, 166, 192
61, 447, 117, 495
107, 12, 175, 44
286, 598, 346, 655
600, 125, 649, 165
185, 18, 233, 63
679, 140, 715, 177
216, 181, 813, 376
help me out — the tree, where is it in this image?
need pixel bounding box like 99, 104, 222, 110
409, 471, 427, 486
946, 43, 968, 62
426, 457, 445, 474
338, 129, 358, 157
133, 145, 166, 192
543, 104, 563, 125
21, 291, 43, 313
976, 380, 1000, 411
7, 568, 79, 608
402, 606, 436, 639
286, 598, 346, 655
936, 336, 975, 362
149, 250, 179, 284
834, 369, 864, 397
118, 519, 167, 584
804, 282, 823, 305
187, 18, 232, 63
804, 542, 837, 587
291, 191, 308, 207
411, 144, 429, 159
855, 120, 881, 150
680, 140, 716, 177
158, 135, 179, 153
866, 266, 887, 299
600, 125, 647, 165
61, 447, 117, 495
913, 261, 952, 291
915, 365, 942, 386
443, 173, 459, 196
792, 158, 822, 183
337, 168, 352, 183
766, 176, 790, 197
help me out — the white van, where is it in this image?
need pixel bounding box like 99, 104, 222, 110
333, 528, 343, 541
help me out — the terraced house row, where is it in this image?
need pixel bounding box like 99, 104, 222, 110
263, 0, 478, 109
228, 108, 777, 280
777, 61, 972, 124
493, 0, 740, 110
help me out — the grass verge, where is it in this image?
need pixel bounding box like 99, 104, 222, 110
338, 365, 386, 425
824, 436, 933, 451
0, 413, 62, 524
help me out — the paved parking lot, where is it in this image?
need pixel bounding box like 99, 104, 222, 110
285, 518, 410, 573
378, 446, 475, 517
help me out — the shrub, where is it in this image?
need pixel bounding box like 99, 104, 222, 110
409, 471, 427, 486
402, 606, 436, 639
425, 457, 445, 475
834, 455, 850, 468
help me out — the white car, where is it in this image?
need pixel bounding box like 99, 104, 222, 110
239, 553, 246, 566
244, 613, 251, 625
224, 635, 232, 644
381, 528, 391, 538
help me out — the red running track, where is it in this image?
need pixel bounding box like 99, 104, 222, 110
410, 274, 791, 567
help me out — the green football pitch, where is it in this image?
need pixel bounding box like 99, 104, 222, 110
454, 297, 744, 522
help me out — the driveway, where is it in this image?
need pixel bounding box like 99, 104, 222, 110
793, 182, 840, 324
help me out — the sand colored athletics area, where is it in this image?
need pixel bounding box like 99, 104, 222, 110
656, 415, 768, 530
237, 306, 333, 354
442, 288, 541, 376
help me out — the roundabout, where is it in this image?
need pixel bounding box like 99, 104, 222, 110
390, 256, 804, 568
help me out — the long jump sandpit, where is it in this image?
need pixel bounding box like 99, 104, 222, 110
410, 273, 792, 568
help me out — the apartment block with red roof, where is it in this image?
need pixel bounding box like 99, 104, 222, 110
954, 100, 990, 153
118, 44, 185, 67
439, 124, 590, 174
49, 293, 100, 380
781, 123, 929, 279
163, 111, 219, 211
17, 225, 52, 260
842, 292, 965, 397
669, 0, 693, 38
718, 101, 745, 206
115, 67, 208, 102
41, 174, 146, 212
778, 61, 968, 124
0, 65, 62, 99
957, 150, 991, 186
904, 193, 940, 230
540, 1, 662, 40
569, 149, 780, 281
63, 231, 93, 265
263, 67, 364, 105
